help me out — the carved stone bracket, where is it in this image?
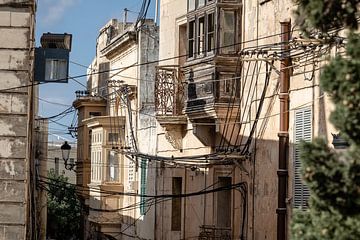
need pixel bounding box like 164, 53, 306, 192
164, 125, 185, 150
156, 115, 187, 150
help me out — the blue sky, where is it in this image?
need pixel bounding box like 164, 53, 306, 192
36, 0, 156, 142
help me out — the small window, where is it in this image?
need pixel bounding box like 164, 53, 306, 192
108, 132, 119, 143
198, 0, 205, 7
197, 17, 205, 55
89, 112, 101, 118
171, 177, 182, 231
188, 20, 196, 58
45, 59, 67, 81
108, 150, 118, 182
207, 13, 215, 53
220, 74, 239, 97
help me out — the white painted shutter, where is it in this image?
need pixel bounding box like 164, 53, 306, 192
293, 108, 312, 209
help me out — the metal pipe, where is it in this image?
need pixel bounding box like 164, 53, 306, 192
277, 20, 291, 240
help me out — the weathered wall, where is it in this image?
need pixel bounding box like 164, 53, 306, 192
159, 0, 187, 65
155, 0, 337, 239
0, 1, 35, 239
243, 0, 336, 239
135, 21, 159, 239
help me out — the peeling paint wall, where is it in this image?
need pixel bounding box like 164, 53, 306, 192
0, 1, 35, 239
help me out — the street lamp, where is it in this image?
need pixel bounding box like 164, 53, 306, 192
61, 141, 76, 171
331, 133, 350, 150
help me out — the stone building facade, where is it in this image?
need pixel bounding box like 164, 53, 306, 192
74, 18, 158, 239
153, 0, 337, 239
0, 1, 37, 239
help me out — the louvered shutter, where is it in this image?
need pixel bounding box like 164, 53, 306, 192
293, 108, 312, 209
140, 159, 147, 215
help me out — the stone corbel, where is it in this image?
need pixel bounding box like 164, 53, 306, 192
164, 124, 185, 150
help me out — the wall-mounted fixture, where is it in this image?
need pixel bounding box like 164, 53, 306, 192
35, 33, 72, 83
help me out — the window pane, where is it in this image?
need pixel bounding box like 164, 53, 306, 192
108, 150, 118, 181
207, 13, 215, 52
45, 59, 67, 81
197, 17, 205, 55
188, 21, 195, 58
220, 10, 236, 53
198, 0, 205, 7
188, 0, 196, 11
108, 132, 119, 142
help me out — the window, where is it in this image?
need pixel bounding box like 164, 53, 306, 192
293, 108, 312, 209
45, 59, 67, 81
89, 112, 101, 118
179, 24, 187, 66
220, 74, 239, 97
108, 150, 118, 181
197, 17, 205, 55
188, 0, 196, 11
207, 13, 215, 53
220, 10, 237, 54
198, 0, 205, 7
171, 177, 182, 231
128, 157, 135, 182
217, 177, 232, 227
140, 159, 147, 215
108, 132, 119, 143
188, 20, 196, 58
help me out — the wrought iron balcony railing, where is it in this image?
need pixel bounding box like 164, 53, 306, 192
198, 225, 231, 240
155, 65, 185, 116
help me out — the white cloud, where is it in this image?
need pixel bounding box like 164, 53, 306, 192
42, 0, 79, 26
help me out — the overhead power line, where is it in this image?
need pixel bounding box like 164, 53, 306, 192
0, 30, 311, 92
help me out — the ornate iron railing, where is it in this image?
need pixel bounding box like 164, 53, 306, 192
155, 65, 185, 116
198, 225, 232, 240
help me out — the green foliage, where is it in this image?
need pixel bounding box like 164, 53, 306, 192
294, 0, 359, 32
321, 33, 360, 145
47, 169, 81, 240
292, 1, 360, 239
292, 140, 360, 239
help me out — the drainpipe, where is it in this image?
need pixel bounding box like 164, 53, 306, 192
277, 20, 291, 240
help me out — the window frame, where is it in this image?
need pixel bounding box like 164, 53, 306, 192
188, 0, 216, 12
219, 8, 238, 55
197, 15, 206, 56
107, 150, 119, 182
188, 19, 196, 59
206, 12, 215, 54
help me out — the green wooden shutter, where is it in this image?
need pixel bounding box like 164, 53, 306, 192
293, 108, 312, 209
140, 159, 147, 215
